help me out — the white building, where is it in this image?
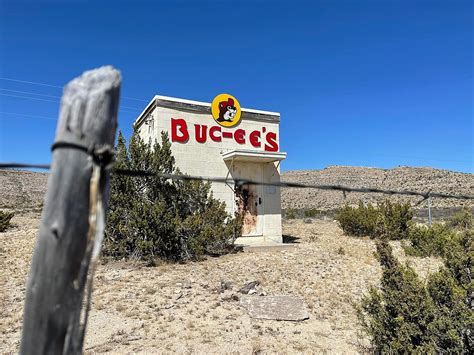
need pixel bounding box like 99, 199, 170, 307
134, 95, 286, 244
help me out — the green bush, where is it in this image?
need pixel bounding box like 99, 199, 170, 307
335, 201, 379, 237
403, 223, 458, 258
376, 200, 413, 240
443, 229, 473, 289
285, 208, 297, 220
103, 131, 242, 263
358, 236, 473, 353
336, 200, 412, 239
448, 206, 473, 231
304, 208, 321, 218
357, 240, 436, 353
0, 211, 14, 232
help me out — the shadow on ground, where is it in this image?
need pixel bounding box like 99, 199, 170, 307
283, 234, 300, 244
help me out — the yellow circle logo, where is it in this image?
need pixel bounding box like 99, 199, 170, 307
211, 93, 241, 127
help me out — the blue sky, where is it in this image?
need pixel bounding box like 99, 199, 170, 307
0, 0, 472, 173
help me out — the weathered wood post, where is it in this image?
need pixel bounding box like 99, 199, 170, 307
20, 66, 121, 355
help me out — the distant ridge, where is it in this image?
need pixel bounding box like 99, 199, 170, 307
0, 166, 472, 211
0, 170, 49, 209
281, 166, 473, 210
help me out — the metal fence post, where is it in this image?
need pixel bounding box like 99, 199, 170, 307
428, 196, 432, 226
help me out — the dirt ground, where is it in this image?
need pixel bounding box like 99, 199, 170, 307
1, 212, 442, 354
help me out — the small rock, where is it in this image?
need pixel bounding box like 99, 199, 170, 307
239, 281, 260, 294
220, 280, 233, 292
248, 289, 257, 295
220, 291, 239, 302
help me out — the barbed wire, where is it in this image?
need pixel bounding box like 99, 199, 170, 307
1, 162, 473, 201
0, 76, 149, 102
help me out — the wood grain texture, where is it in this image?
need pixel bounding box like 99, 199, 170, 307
20, 66, 121, 355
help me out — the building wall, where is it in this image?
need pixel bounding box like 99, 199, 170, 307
137, 101, 283, 242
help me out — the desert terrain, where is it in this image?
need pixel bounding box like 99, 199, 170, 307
0, 166, 468, 353
282, 166, 474, 211
2, 166, 473, 212
1, 211, 442, 353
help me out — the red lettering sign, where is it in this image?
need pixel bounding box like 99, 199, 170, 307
171, 118, 189, 143
249, 130, 261, 148
264, 132, 278, 152
209, 126, 222, 142
170, 118, 279, 152
195, 124, 207, 143
234, 129, 245, 144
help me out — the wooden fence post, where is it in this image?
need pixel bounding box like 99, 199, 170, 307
20, 66, 121, 355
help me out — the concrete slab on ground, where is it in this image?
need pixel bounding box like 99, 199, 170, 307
240, 295, 310, 321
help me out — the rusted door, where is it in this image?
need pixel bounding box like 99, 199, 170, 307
233, 162, 264, 236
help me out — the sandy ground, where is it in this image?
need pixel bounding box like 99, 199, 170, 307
1, 213, 442, 354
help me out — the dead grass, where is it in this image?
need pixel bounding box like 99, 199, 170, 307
0, 213, 443, 353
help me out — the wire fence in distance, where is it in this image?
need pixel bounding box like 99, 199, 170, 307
1, 162, 473, 202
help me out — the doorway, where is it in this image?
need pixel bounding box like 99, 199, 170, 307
233, 162, 264, 236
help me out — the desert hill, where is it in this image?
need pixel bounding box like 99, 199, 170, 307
0, 170, 49, 210
281, 166, 473, 211
0, 166, 472, 212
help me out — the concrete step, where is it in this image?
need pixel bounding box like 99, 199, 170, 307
242, 244, 297, 253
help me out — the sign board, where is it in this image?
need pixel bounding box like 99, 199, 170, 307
170, 93, 279, 152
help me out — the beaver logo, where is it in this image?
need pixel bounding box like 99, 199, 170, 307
218, 98, 237, 122
211, 94, 241, 127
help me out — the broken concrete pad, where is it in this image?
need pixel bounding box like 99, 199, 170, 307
240, 295, 309, 321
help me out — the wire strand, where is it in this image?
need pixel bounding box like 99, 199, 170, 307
0, 77, 148, 102
0, 111, 57, 121
1, 162, 472, 201
0, 88, 61, 99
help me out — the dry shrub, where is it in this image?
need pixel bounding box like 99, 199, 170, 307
447, 206, 473, 231
336, 200, 412, 240
304, 208, 321, 218
403, 223, 457, 258
103, 131, 242, 263
358, 228, 473, 353
284, 208, 297, 220
0, 211, 14, 232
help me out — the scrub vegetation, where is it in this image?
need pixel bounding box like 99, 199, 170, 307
0, 211, 14, 232
447, 205, 473, 231
337, 201, 473, 352
303, 208, 322, 218
283, 207, 331, 220
103, 131, 242, 264
358, 232, 473, 353
336, 200, 412, 240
